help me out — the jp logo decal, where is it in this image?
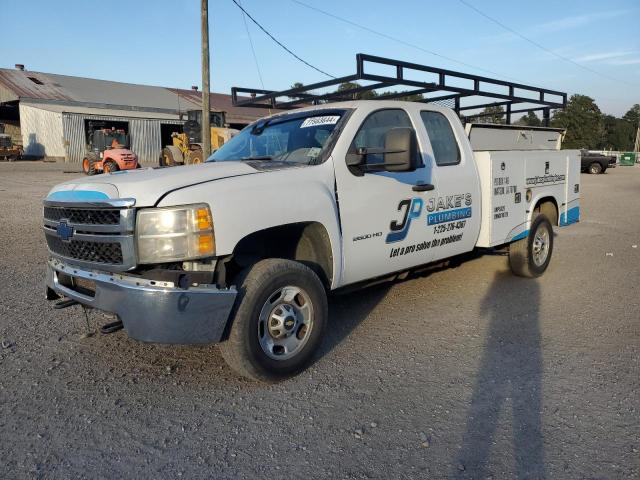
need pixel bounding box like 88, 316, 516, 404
386, 198, 423, 243
386, 193, 473, 244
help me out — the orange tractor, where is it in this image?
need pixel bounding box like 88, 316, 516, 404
82, 123, 139, 175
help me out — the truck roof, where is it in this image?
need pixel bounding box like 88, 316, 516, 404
251, 100, 452, 123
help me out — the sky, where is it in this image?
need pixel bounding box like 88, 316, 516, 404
1, 0, 639, 116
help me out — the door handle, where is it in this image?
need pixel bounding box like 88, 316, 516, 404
412, 183, 434, 192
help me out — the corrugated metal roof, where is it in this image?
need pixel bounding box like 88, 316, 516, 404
44, 72, 192, 111
0, 67, 275, 125
0, 70, 76, 101
0, 68, 194, 112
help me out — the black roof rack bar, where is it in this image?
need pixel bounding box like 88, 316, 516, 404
357, 53, 566, 97
232, 74, 360, 108
359, 72, 564, 108
231, 54, 567, 124
274, 81, 395, 109
458, 100, 519, 112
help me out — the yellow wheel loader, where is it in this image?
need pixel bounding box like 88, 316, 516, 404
160, 110, 238, 166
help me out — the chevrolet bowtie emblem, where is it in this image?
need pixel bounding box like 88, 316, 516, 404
56, 220, 75, 242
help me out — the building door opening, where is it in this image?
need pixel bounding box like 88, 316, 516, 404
84, 119, 129, 147
160, 123, 183, 149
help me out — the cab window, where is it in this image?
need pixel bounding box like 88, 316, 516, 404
420, 111, 460, 166
351, 109, 412, 164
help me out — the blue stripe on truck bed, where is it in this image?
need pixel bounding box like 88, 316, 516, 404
560, 206, 580, 226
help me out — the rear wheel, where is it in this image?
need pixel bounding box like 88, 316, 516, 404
589, 162, 603, 174
219, 259, 327, 382
161, 146, 181, 166
509, 214, 554, 278
82, 157, 96, 176
103, 160, 118, 173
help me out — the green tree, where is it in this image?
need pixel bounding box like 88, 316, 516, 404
515, 111, 542, 127
288, 82, 304, 99
335, 82, 378, 100
623, 104, 640, 127
480, 105, 505, 124
599, 115, 635, 151
551, 94, 603, 149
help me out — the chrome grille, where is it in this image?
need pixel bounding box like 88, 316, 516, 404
44, 207, 120, 225
43, 199, 136, 272
45, 235, 123, 264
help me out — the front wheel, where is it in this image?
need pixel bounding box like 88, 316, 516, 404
589, 162, 603, 174
509, 214, 554, 278
187, 148, 203, 165
219, 259, 327, 382
103, 160, 119, 173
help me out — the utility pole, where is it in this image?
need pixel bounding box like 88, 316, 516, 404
201, 0, 211, 159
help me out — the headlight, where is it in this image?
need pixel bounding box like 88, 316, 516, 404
136, 204, 215, 264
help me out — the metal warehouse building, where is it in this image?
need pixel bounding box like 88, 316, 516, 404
0, 65, 267, 164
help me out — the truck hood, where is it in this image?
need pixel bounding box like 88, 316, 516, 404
45, 162, 258, 206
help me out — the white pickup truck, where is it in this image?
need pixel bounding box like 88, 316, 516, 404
44, 100, 580, 381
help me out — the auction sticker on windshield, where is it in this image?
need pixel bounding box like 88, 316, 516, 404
300, 116, 340, 128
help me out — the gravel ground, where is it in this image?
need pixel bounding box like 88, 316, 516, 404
0, 161, 638, 479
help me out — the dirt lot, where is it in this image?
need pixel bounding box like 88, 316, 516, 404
0, 161, 638, 479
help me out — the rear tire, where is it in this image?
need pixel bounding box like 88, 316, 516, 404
539, 201, 558, 226
161, 146, 183, 166
589, 162, 602, 174
509, 214, 554, 278
82, 157, 96, 176
219, 259, 327, 382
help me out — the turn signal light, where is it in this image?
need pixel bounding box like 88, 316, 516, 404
196, 208, 213, 231
198, 233, 215, 255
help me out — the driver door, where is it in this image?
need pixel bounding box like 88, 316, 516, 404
334, 108, 437, 286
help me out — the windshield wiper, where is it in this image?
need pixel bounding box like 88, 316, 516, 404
241, 156, 273, 161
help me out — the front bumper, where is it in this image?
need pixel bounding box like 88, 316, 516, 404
46, 259, 237, 344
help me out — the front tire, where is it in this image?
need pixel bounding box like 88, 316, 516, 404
589, 162, 603, 174
103, 160, 118, 173
509, 214, 554, 278
187, 148, 203, 165
219, 259, 327, 382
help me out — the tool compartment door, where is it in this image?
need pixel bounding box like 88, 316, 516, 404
475, 151, 527, 247
559, 151, 581, 226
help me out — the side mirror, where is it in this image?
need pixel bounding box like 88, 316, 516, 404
383, 127, 418, 172
345, 127, 419, 174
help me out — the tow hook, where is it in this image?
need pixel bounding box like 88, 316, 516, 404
101, 320, 124, 335
53, 298, 78, 309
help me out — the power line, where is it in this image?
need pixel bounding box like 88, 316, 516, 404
238, 0, 266, 89
291, 0, 524, 82
230, 0, 335, 78
456, 0, 636, 87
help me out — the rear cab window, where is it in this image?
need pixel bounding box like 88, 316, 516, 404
420, 111, 461, 166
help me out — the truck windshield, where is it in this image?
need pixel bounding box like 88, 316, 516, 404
207, 110, 347, 164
